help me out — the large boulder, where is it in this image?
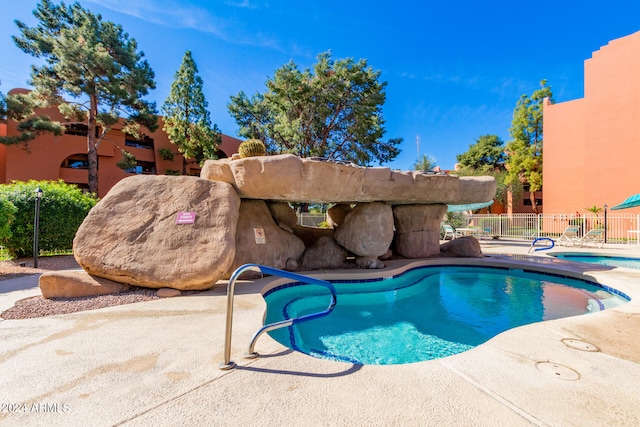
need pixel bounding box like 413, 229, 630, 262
300, 236, 348, 270
334, 202, 394, 257
224, 200, 306, 277
267, 202, 298, 230
327, 203, 352, 228
393, 204, 448, 258
39, 270, 131, 299
73, 175, 240, 290
291, 224, 335, 248
440, 236, 483, 258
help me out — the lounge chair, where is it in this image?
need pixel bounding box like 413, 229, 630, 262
440, 224, 461, 240
472, 227, 492, 242
576, 228, 605, 248
557, 226, 580, 246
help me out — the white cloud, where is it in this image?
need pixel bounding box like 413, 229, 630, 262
84, 0, 225, 34
83, 0, 279, 49
224, 0, 259, 8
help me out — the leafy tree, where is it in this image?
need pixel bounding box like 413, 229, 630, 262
162, 50, 221, 173
454, 134, 514, 213
228, 51, 401, 166
0, 84, 63, 145
455, 167, 521, 212
413, 153, 437, 171
505, 80, 553, 213
456, 134, 506, 173
12, 0, 158, 194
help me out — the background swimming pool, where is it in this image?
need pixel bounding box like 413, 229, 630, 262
552, 254, 640, 269
263, 266, 628, 365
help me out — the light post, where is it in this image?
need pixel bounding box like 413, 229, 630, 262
33, 187, 43, 268
603, 203, 608, 244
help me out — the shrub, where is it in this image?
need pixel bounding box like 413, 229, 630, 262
443, 211, 466, 229
0, 180, 98, 258
0, 196, 17, 245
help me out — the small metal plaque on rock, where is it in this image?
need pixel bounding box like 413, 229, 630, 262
254, 227, 266, 244
176, 211, 196, 224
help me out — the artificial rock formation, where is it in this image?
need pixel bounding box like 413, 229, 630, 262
47, 154, 497, 297
223, 200, 306, 277
393, 204, 448, 258
73, 175, 240, 290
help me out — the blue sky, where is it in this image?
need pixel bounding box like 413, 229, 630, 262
1, 0, 639, 170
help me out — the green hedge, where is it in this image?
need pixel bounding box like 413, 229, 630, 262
0, 180, 97, 258
0, 196, 17, 245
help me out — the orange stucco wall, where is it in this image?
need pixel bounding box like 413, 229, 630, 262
543, 31, 640, 214
1, 95, 242, 198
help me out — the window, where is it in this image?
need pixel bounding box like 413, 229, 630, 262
61, 154, 89, 169
125, 134, 154, 150
64, 123, 88, 137
125, 161, 156, 175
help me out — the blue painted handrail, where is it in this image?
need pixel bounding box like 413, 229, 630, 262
528, 237, 555, 253
219, 264, 337, 370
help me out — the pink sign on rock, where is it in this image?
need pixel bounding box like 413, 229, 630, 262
176, 211, 196, 224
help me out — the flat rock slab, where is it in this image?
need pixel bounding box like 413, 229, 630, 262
39, 270, 130, 299
73, 175, 240, 290
201, 154, 496, 205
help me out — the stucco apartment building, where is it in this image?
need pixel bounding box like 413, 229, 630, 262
543, 30, 640, 214
0, 92, 242, 198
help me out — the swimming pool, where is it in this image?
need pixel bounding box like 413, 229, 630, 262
263, 265, 629, 365
551, 254, 640, 269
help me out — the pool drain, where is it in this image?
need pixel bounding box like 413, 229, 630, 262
561, 338, 600, 352
536, 361, 580, 381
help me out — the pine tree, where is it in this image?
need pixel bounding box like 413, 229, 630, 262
162, 50, 220, 174
12, 0, 158, 194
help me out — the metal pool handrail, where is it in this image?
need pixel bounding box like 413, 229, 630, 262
528, 237, 555, 253
219, 263, 337, 370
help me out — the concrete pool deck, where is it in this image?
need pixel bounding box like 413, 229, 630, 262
1, 241, 640, 426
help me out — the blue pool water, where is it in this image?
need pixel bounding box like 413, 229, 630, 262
263, 266, 629, 365
552, 254, 640, 269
